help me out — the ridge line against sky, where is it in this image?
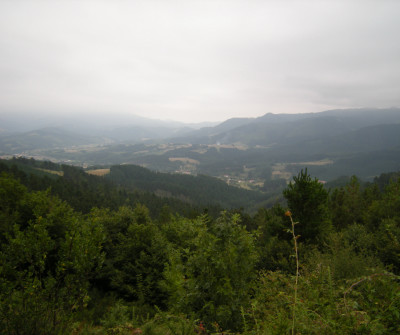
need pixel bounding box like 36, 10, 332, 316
0, 0, 399, 123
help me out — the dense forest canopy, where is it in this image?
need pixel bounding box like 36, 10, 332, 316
1, 157, 400, 334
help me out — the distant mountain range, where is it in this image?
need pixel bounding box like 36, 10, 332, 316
0, 112, 219, 152
1, 107, 400, 182
172, 108, 400, 147
0, 111, 217, 133
2, 107, 400, 151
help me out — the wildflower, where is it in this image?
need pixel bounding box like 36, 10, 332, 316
197, 321, 206, 334
285, 210, 292, 217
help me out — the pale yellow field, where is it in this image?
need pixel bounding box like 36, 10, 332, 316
169, 157, 200, 165
272, 170, 292, 180
287, 159, 333, 166
208, 143, 248, 150
271, 159, 333, 181
86, 168, 110, 176
36, 168, 64, 176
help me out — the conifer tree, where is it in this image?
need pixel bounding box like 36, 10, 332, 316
283, 169, 331, 244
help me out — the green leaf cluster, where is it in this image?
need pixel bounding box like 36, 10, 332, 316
0, 173, 104, 334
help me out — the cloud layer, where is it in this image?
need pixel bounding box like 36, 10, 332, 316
1, 0, 399, 122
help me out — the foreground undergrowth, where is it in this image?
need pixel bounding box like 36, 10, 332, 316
1, 168, 400, 334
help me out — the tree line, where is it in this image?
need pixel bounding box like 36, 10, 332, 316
1, 160, 400, 334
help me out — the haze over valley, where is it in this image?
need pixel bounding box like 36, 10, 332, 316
1, 107, 400, 190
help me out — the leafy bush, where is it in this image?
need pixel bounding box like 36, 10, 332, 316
0, 174, 104, 334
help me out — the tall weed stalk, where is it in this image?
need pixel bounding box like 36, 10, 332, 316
286, 210, 299, 335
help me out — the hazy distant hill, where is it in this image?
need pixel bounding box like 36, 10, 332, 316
179, 108, 400, 146
0, 112, 194, 133
319, 108, 400, 128
114, 108, 400, 181
207, 115, 352, 146
170, 117, 255, 143
0, 127, 106, 153
2, 108, 399, 151
0, 112, 219, 153
287, 123, 400, 155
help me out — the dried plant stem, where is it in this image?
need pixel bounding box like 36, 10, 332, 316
287, 212, 299, 335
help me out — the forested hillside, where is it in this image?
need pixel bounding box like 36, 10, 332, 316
0, 158, 267, 214
106, 164, 265, 210
0, 158, 219, 218
1, 157, 400, 334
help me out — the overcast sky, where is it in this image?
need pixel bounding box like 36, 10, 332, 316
0, 0, 399, 123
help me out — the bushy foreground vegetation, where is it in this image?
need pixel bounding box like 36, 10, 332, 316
1, 163, 400, 334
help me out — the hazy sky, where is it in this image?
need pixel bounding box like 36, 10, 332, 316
1, 1, 399, 123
